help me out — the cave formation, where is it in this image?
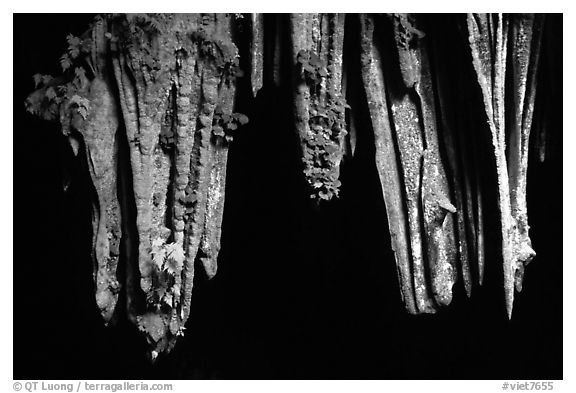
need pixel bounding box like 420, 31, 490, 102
24, 13, 557, 363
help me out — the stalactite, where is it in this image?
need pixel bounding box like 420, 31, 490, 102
75, 17, 122, 323
531, 19, 554, 165
457, 55, 485, 287
466, 14, 515, 317
250, 13, 264, 97
289, 13, 348, 201
475, 171, 486, 285
429, 15, 486, 295
465, 13, 542, 318
358, 14, 417, 314
388, 92, 435, 313
507, 14, 544, 292
432, 33, 473, 297
394, 14, 458, 307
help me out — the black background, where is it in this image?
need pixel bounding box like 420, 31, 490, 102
14, 14, 562, 379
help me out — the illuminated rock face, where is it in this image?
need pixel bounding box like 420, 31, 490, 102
466, 14, 544, 318
26, 13, 547, 359
27, 14, 245, 358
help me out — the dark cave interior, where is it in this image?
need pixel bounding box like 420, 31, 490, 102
13, 14, 562, 379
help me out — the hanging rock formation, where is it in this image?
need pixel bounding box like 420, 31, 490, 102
465, 13, 544, 318
27, 13, 248, 359
289, 13, 348, 201
25, 13, 549, 359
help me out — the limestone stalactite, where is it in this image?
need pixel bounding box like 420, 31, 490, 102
289, 13, 348, 201
465, 13, 544, 318
358, 14, 417, 314
27, 13, 247, 358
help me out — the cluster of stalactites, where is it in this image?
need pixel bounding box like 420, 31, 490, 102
358, 14, 462, 314
356, 13, 544, 317
236, 13, 545, 316
27, 13, 546, 360
465, 13, 544, 318
27, 13, 246, 359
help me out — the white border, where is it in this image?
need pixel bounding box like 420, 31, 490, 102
4, 4, 572, 392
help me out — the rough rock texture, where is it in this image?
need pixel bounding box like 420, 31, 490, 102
27, 13, 245, 358
359, 14, 460, 313
250, 13, 264, 97
507, 14, 544, 292
62, 17, 123, 323
466, 13, 543, 318
289, 13, 348, 201
358, 14, 417, 314
26, 13, 549, 358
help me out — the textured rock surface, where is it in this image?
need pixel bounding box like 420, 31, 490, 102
25, 13, 549, 359
289, 13, 348, 201
466, 13, 543, 318
27, 13, 245, 357
358, 14, 416, 314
